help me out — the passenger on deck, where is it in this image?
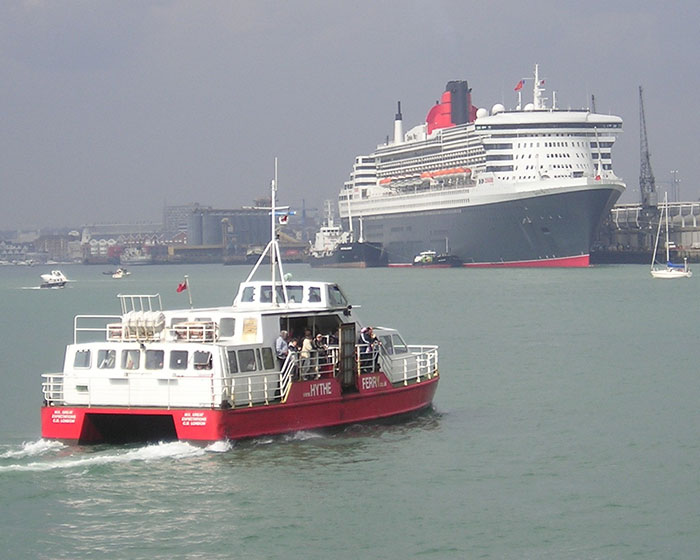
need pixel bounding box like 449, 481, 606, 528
287, 338, 300, 379
313, 333, 329, 374
358, 327, 379, 373
275, 330, 289, 369
300, 329, 314, 378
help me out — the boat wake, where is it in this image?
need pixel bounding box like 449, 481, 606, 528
0, 439, 66, 459
205, 440, 233, 453
0, 440, 207, 473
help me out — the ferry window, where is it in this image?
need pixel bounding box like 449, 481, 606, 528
378, 335, 394, 354
170, 350, 188, 370
239, 349, 257, 372
145, 350, 164, 370
227, 349, 238, 373
261, 285, 273, 303
261, 347, 275, 370
219, 317, 235, 337
194, 351, 212, 370
97, 349, 115, 369
241, 286, 255, 302
308, 287, 322, 302
327, 285, 348, 307
285, 285, 303, 303
171, 317, 187, 327
74, 349, 91, 368
392, 334, 409, 354
122, 349, 140, 370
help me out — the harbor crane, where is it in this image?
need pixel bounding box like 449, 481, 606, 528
639, 86, 657, 208
638, 86, 660, 250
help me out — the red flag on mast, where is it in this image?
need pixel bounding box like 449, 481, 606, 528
176, 280, 188, 293
514, 79, 524, 92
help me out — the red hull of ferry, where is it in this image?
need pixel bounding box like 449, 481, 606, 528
41, 373, 438, 443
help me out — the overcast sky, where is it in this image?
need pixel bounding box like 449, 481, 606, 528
1, 0, 699, 230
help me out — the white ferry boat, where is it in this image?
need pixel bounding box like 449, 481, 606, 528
339, 65, 625, 267
41, 179, 439, 443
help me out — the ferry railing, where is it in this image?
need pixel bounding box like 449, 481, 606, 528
168, 322, 218, 343
74, 315, 122, 344
374, 344, 439, 385
41, 373, 64, 404
296, 348, 335, 380
356, 345, 380, 375
117, 293, 162, 314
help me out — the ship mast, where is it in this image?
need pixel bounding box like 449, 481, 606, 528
533, 64, 545, 110
245, 157, 290, 306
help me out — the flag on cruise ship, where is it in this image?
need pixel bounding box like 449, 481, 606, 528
278, 214, 288, 224
514, 79, 524, 91
176, 279, 188, 293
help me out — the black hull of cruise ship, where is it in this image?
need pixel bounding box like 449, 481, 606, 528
355, 187, 621, 267
309, 242, 389, 268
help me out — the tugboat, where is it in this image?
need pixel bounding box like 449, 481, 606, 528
41, 172, 439, 443
309, 201, 388, 268
40, 270, 69, 288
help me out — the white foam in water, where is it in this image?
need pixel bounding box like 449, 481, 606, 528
0, 441, 205, 472
0, 439, 66, 459
286, 430, 323, 441
205, 440, 233, 453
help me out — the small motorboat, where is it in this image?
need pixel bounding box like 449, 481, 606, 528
40, 270, 69, 288
112, 268, 131, 279
412, 250, 462, 268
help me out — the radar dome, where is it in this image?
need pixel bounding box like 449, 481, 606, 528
524, 103, 535, 111
491, 103, 505, 115
476, 108, 488, 118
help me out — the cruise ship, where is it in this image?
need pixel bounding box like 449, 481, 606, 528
338, 65, 625, 267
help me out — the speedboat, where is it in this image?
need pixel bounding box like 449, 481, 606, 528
40, 270, 68, 288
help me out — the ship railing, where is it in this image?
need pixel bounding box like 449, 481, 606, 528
42, 370, 229, 409
229, 370, 288, 408
374, 344, 439, 385
117, 294, 162, 315
169, 321, 218, 343
74, 315, 123, 344
42, 373, 64, 404
295, 348, 336, 380
356, 345, 380, 375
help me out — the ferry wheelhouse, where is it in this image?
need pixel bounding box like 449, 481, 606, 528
41, 181, 439, 444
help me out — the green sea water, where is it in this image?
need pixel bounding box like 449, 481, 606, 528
1, 263, 699, 559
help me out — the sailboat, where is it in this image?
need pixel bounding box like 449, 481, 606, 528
650, 192, 692, 279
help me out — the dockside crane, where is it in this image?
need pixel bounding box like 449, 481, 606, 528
639, 86, 657, 208
638, 86, 661, 250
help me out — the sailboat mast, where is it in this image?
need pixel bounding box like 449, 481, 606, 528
651, 195, 663, 270
664, 193, 670, 263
